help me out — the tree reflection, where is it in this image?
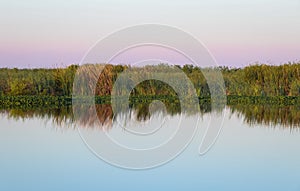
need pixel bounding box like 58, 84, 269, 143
1, 102, 300, 129
228, 104, 300, 128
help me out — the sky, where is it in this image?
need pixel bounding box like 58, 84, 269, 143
1, 0, 300, 68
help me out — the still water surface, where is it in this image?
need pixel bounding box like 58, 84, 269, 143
1, 104, 300, 191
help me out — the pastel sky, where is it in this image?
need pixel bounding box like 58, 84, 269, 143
1, 0, 300, 68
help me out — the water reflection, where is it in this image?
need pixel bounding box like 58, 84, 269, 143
229, 104, 300, 128
1, 102, 300, 129
0, 106, 74, 126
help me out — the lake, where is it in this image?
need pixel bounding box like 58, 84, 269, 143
1, 103, 300, 191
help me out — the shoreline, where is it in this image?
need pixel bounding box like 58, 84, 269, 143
1, 95, 300, 109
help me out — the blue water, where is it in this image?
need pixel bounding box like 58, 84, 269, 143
1, 112, 300, 191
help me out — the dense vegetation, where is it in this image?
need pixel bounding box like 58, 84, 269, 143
0, 66, 77, 96
1, 63, 300, 129
0, 62, 300, 98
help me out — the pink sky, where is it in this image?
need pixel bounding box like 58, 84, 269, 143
1, 0, 300, 68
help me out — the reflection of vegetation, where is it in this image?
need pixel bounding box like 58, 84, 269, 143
1, 101, 300, 129
0, 106, 74, 127
229, 104, 300, 128
72, 104, 113, 129
128, 98, 181, 121
0, 99, 201, 128
1, 63, 300, 129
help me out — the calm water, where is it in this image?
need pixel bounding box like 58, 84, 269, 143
1, 104, 300, 191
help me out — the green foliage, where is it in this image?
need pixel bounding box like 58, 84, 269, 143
0, 96, 72, 108
1, 62, 300, 97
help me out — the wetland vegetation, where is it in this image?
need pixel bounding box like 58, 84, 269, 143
1, 62, 300, 128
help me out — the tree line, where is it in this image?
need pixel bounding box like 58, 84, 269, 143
0, 62, 300, 97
